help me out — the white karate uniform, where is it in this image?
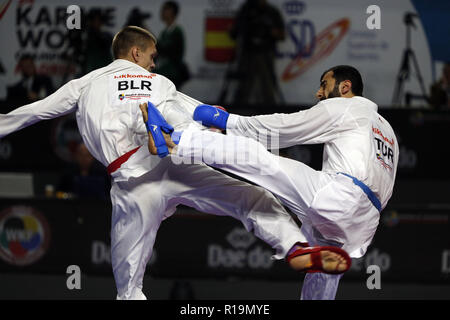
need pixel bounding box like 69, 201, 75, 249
0, 59, 306, 299
175, 96, 399, 299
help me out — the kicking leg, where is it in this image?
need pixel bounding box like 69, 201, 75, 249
174, 128, 318, 218
141, 106, 351, 274
165, 161, 308, 260
139, 102, 323, 216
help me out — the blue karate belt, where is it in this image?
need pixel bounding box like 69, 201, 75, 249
338, 172, 382, 212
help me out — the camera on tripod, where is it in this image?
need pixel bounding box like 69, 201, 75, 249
392, 12, 429, 107
404, 12, 418, 28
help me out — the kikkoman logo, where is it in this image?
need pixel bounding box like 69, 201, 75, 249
226, 227, 256, 249
0, 206, 51, 266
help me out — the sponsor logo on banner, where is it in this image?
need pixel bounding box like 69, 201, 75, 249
279, 1, 349, 81
0, 206, 50, 266
207, 227, 273, 270
204, 0, 236, 63
350, 248, 391, 273
226, 227, 256, 249
281, 17, 350, 81
91, 240, 110, 265
91, 240, 157, 267
283, 0, 305, 15
13, 2, 116, 80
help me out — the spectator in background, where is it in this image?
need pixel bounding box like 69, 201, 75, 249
124, 7, 152, 30
82, 9, 113, 74
154, 1, 190, 89
6, 55, 54, 110
59, 142, 110, 199
230, 0, 285, 106
429, 63, 450, 110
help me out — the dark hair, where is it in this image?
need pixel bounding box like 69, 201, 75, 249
321, 65, 364, 96
111, 26, 156, 59
163, 1, 179, 17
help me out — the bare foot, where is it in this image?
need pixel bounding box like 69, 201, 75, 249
289, 250, 349, 273
139, 103, 177, 155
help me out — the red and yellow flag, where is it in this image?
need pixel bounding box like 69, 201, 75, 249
204, 17, 236, 63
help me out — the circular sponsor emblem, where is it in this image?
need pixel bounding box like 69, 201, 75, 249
119, 93, 125, 100
0, 206, 51, 266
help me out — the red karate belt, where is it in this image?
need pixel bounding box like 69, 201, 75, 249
107, 146, 141, 175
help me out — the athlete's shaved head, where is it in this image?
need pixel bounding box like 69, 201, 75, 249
112, 26, 157, 60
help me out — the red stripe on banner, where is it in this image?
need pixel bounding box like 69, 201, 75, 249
0, 0, 12, 20
205, 48, 235, 63
206, 17, 234, 31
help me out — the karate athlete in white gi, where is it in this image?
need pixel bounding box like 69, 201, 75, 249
143, 65, 399, 300
0, 26, 350, 300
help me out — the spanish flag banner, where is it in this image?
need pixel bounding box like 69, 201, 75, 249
204, 17, 236, 63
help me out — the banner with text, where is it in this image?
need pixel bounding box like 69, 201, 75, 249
0, 199, 449, 284
0, 0, 438, 106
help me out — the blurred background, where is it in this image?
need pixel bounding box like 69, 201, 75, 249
0, 0, 449, 300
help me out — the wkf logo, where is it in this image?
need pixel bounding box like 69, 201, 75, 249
0, 206, 51, 266
119, 93, 125, 100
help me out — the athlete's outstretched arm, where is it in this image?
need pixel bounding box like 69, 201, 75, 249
192, 100, 345, 149
0, 77, 84, 138
226, 101, 344, 148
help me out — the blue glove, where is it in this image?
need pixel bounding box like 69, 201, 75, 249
145, 101, 176, 158
193, 104, 229, 130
